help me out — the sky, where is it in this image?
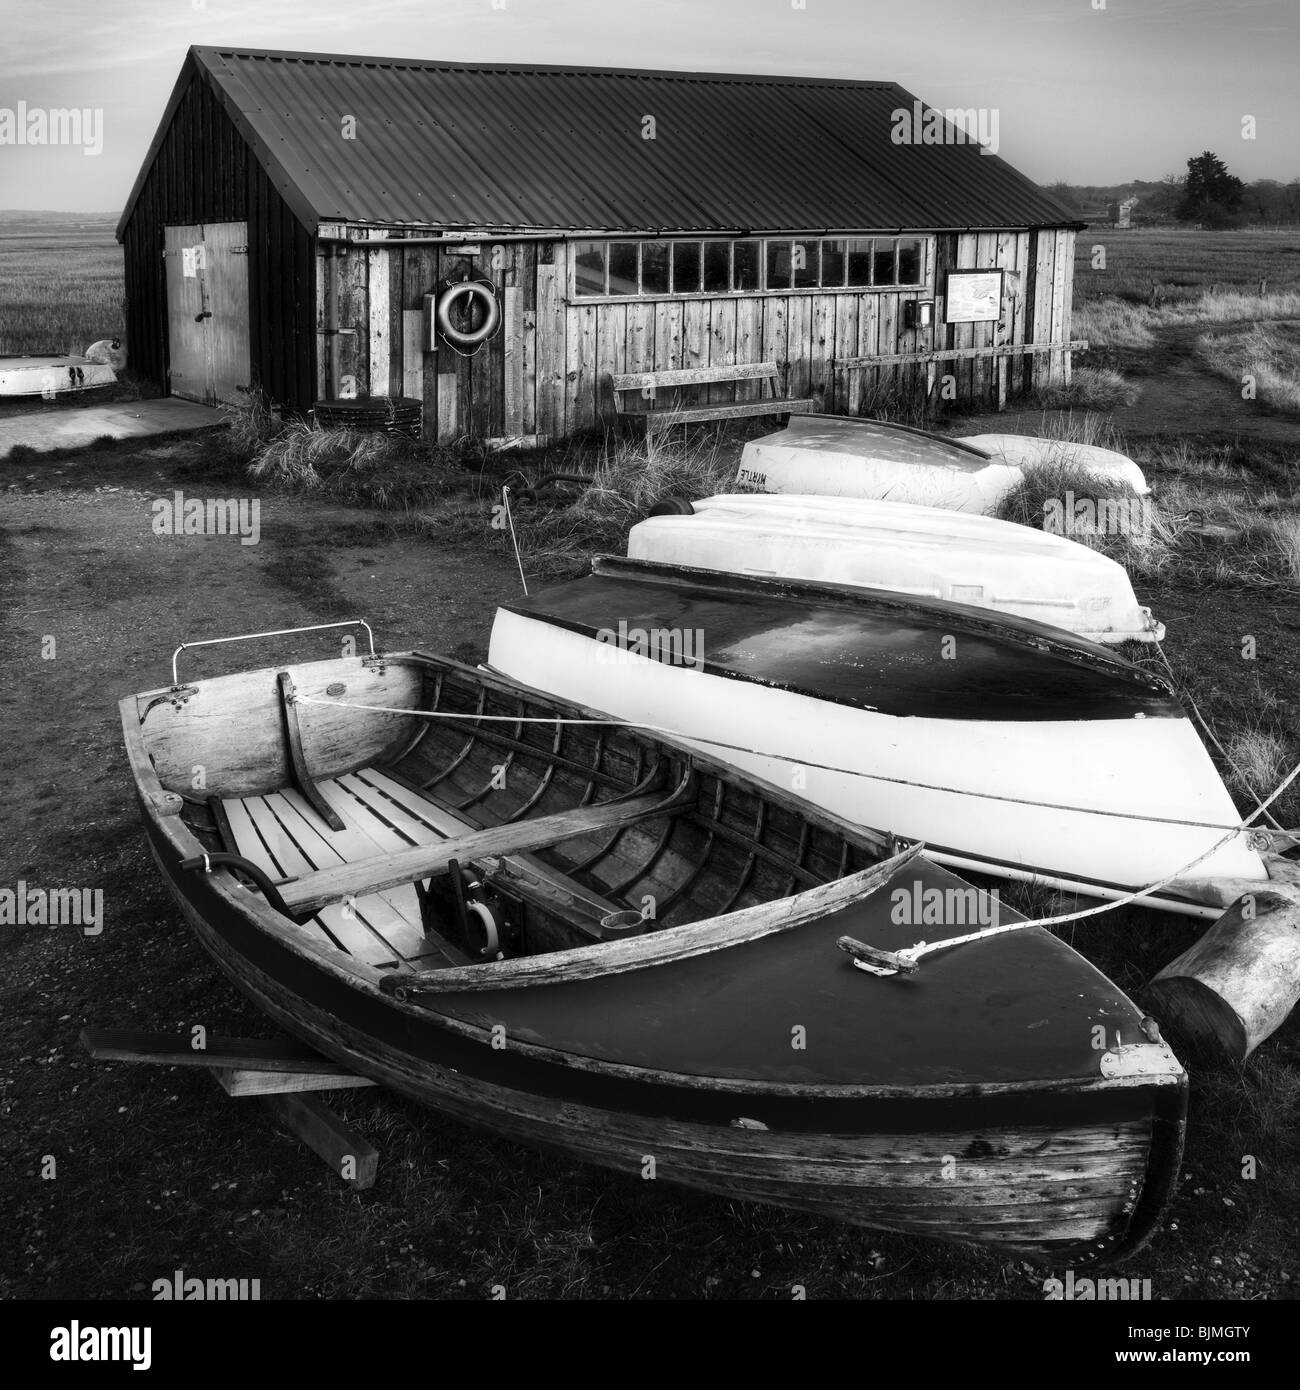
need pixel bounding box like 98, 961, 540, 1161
1, 0, 1297, 213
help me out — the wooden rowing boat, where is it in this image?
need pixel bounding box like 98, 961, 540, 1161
737, 416, 1148, 511
630, 492, 1165, 643
489, 558, 1267, 916
121, 636, 1186, 1261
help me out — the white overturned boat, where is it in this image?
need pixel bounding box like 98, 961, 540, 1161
960, 434, 1150, 496
631, 493, 1164, 643
0, 354, 117, 397
738, 416, 1148, 513
489, 558, 1268, 917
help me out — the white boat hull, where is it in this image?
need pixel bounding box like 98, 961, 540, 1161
489, 608, 1265, 917
960, 434, 1150, 497
0, 355, 117, 397
738, 417, 1149, 513
631, 494, 1164, 643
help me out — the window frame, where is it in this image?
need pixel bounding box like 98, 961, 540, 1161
568, 234, 931, 301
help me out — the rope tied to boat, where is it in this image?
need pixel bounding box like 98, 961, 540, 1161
842, 752, 1300, 975
1152, 639, 1289, 834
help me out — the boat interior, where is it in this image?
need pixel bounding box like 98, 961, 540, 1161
131, 652, 891, 974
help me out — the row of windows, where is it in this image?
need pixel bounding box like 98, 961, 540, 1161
573, 237, 926, 298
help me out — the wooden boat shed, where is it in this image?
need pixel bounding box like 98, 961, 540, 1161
117, 46, 1085, 441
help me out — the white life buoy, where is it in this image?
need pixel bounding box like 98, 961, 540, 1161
84, 338, 127, 372
436, 280, 501, 349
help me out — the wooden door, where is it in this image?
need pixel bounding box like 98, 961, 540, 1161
164, 222, 250, 405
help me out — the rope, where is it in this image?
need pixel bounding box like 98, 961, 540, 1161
501, 486, 528, 596
293, 693, 1300, 968
293, 694, 1246, 831
874, 751, 1300, 972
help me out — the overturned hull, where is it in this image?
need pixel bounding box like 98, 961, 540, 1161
631, 493, 1164, 643
0, 355, 117, 397
490, 559, 1265, 916
737, 416, 1148, 512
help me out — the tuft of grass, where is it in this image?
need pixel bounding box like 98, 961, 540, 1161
224, 394, 463, 510
1196, 322, 1300, 415
854, 369, 937, 428
1221, 723, 1293, 821
995, 454, 1173, 576
221, 390, 284, 456
508, 429, 744, 578
1159, 290, 1300, 327
1019, 366, 1140, 410
1073, 300, 1158, 350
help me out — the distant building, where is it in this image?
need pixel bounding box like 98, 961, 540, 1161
1108, 197, 1139, 229
118, 47, 1084, 438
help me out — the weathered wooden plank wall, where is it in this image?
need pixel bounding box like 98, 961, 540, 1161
310, 229, 1073, 438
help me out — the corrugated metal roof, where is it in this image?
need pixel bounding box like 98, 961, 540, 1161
120, 47, 1082, 238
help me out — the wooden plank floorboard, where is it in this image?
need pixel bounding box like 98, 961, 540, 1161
267, 790, 427, 958
245, 794, 404, 965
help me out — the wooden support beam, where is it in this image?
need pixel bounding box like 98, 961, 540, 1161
278, 787, 681, 915
278, 672, 345, 832
263, 1092, 379, 1189
81, 1027, 353, 1074
838, 339, 1088, 369
210, 1067, 377, 1097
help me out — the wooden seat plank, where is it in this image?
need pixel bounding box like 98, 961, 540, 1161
644, 398, 818, 433
613, 362, 780, 391
279, 789, 674, 915
612, 359, 818, 432
364, 767, 624, 930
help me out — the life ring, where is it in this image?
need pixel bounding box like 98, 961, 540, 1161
436, 280, 500, 349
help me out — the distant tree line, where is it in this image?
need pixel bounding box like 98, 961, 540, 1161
1047, 153, 1300, 228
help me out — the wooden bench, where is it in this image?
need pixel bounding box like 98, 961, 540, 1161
612, 362, 818, 435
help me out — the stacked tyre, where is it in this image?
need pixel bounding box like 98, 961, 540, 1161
312, 396, 424, 440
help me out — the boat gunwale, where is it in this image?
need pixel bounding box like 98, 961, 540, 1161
580, 556, 1176, 691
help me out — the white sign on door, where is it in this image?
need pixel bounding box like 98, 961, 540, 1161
182, 245, 206, 278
